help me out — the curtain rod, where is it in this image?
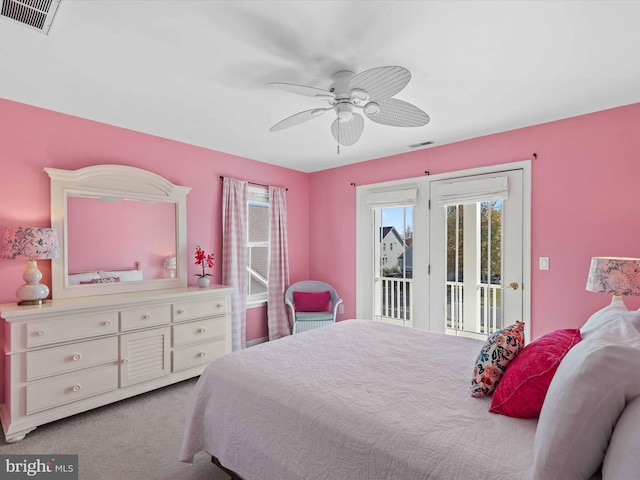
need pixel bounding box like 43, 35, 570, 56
219, 176, 288, 191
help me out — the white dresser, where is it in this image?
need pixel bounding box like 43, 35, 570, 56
0, 285, 234, 443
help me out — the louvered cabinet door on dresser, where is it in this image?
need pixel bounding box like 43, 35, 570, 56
0, 285, 234, 443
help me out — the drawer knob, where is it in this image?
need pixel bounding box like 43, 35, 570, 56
198, 328, 206, 334
177, 309, 184, 315
72, 384, 81, 392
72, 354, 81, 361
37, 330, 46, 336
216, 304, 223, 308
121, 358, 129, 364
198, 352, 206, 358
142, 314, 151, 320
103, 320, 112, 327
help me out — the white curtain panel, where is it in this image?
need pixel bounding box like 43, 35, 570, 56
222, 177, 248, 351
267, 186, 291, 340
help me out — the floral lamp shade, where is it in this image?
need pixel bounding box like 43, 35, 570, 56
586, 257, 640, 299
2, 226, 59, 305
2, 226, 59, 260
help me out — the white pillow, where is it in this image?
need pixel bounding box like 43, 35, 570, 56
99, 270, 143, 282
602, 394, 640, 479
67, 271, 101, 285
533, 318, 640, 480
580, 299, 640, 339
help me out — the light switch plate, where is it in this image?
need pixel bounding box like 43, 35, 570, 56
539, 257, 549, 270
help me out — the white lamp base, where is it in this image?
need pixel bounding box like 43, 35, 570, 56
16, 260, 50, 306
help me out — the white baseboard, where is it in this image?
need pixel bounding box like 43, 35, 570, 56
247, 336, 268, 348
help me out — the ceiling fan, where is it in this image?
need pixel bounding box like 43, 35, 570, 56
268, 66, 430, 147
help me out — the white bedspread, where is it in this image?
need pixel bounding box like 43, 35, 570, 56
180, 319, 537, 479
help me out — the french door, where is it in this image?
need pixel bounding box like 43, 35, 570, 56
428, 169, 524, 338
356, 162, 530, 340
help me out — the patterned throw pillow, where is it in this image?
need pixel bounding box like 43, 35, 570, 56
80, 276, 121, 284
470, 321, 525, 397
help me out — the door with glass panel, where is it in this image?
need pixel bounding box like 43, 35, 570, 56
429, 170, 524, 338
372, 206, 414, 326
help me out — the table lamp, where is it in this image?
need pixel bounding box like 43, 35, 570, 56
585, 256, 640, 303
2, 226, 59, 305
164, 256, 177, 278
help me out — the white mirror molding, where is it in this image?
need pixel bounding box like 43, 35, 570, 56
46, 164, 191, 299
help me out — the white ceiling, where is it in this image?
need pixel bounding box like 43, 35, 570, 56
1, 1, 639, 173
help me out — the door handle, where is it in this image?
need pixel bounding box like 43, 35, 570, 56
507, 282, 519, 290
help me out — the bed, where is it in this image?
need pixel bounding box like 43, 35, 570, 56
179, 319, 538, 479
67, 261, 143, 285
181, 312, 640, 480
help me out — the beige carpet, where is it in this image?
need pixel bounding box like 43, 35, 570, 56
0, 378, 230, 480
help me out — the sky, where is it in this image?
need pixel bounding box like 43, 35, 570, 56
382, 206, 413, 237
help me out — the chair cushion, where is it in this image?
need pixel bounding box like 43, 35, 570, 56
295, 312, 334, 322
293, 291, 331, 312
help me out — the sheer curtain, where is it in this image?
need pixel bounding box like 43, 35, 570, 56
222, 177, 248, 351
267, 186, 290, 340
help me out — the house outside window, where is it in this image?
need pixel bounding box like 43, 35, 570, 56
247, 186, 269, 304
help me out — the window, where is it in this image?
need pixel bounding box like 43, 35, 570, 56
247, 186, 270, 303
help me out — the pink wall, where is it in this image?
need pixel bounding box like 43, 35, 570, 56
0, 98, 310, 402
308, 103, 640, 340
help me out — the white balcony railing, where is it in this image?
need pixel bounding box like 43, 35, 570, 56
375, 278, 502, 334
375, 277, 413, 327
447, 281, 502, 335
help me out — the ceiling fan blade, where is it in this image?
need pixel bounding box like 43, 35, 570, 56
268, 82, 334, 99
331, 113, 364, 146
350, 66, 411, 101
269, 108, 329, 132
365, 98, 430, 127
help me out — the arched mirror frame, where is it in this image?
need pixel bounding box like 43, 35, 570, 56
46, 164, 191, 299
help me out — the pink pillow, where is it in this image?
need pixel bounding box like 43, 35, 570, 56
293, 291, 331, 312
490, 328, 581, 418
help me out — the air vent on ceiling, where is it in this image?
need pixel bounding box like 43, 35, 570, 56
0, 0, 61, 34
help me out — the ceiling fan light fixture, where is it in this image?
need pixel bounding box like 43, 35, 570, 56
351, 88, 369, 103
336, 104, 354, 123
364, 102, 381, 116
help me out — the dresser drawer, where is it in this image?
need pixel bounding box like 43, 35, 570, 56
120, 304, 171, 331
172, 317, 226, 347
26, 337, 118, 381
173, 297, 226, 323
26, 312, 118, 348
172, 339, 226, 372
26, 365, 119, 414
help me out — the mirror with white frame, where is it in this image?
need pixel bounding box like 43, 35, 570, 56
46, 165, 191, 299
